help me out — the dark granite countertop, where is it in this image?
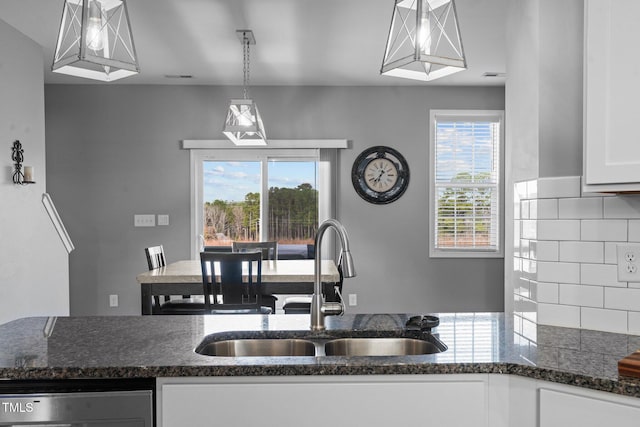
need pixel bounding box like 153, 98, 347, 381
1, 312, 640, 398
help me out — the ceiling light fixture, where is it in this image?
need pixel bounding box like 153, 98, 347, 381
381, 0, 466, 82
223, 30, 267, 146
52, 0, 139, 82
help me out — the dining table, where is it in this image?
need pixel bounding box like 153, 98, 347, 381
136, 259, 340, 315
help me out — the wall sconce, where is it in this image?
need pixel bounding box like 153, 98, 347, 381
11, 140, 35, 185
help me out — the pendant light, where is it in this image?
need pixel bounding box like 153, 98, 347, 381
381, 0, 466, 82
52, 0, 139, 82
223, 30, 267, 146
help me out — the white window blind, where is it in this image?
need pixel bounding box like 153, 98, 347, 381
430, 110, 504, 258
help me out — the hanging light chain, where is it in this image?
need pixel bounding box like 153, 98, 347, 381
243, 34, 250, 99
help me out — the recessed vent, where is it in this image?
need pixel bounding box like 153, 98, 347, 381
482, 72, 506, 78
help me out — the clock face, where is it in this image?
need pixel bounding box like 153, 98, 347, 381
364, 158, 398, 192
351, 146, 409, 204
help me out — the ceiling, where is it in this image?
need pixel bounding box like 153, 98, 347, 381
0, 0, 506, 86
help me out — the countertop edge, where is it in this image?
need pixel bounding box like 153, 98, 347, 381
2, 363, 640, 398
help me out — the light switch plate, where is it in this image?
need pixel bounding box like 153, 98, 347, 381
134, 214, 155, 227
158, 214, 169, 226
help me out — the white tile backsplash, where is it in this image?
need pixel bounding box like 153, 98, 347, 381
538, 303, 581, 328
628, 312, 640, 334
538, 262, 580, 284
537, 220, 581, 241
604, 242, 619, 264
515, 181, 528, 200
604, 287, 640, 311
521, 200, 531, 220
514, 176, 640, 335
521, 220, 537, 240
534, 240, 559, 262
581, 220, 628, 241
628, 220, 640, 242
580, 263, 626, 287
559, 198, 603, 219
559, 241, 604, 263
537, 282, 559, 304
604, 196, 640, 219
536, 199, 557, 219
559, 283, 603, 308
580, 307, 628, 334
537, 176, 581, 199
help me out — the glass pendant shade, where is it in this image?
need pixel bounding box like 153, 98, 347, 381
52, 0, 139, 82
381, 0, 466, 81
223, 99, 267, 146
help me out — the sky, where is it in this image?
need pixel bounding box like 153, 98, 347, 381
203, 160, 317, 202
435, 121, 497, 183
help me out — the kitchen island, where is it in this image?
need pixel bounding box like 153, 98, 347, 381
2, 313, 640, 426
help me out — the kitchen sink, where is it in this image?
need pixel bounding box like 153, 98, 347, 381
196, 333, 447, 357
196, 338, 317, 357
324, 337, 446, 356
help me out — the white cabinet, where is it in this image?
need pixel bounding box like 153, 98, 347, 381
492, 376, 640, 427
158, 374, 640, 427
539, 388, 640, 426
583, 0, 640, 192
158, 375, 488, 427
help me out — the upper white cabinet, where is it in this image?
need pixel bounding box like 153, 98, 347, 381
583, 0, 640, 192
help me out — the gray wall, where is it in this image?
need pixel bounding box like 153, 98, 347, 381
45, 84, 505, 316
505, 0, 583, 183
0, 19, 69, 325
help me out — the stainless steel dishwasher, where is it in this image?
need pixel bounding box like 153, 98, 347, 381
0, 379, 154, 426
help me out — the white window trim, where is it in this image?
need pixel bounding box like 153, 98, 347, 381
186, 144, 339, 260
429, 110, 505, 259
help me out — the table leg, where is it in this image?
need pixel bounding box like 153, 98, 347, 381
141, 284, 153, 315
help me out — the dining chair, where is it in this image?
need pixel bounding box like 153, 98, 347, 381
199, 251, 272, 315
144, 245, 205, 315
231, 241, 278, 312
282, 251, 344, 314
145, 245, 167, 270
232, 241, 278, 260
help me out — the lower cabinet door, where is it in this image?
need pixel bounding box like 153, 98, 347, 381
159, 375, 488, 427
540, 388, 640, 427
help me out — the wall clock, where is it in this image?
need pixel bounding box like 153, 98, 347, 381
351, 146, 410, 204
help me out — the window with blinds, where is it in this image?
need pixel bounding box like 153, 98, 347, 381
429, 110, 504, 258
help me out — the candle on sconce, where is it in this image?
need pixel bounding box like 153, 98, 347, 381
23, 166, 33, 182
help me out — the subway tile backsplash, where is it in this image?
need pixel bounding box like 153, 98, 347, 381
514, 176, 640, 335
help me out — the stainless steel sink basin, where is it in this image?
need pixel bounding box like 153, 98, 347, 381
196, 338, 316, 357
324, 337, 445, 356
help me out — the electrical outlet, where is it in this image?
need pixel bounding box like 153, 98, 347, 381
109, 294, 118, 307
617, 244, 640, 282
348, 293, 357, 306
134, 214, 155, 227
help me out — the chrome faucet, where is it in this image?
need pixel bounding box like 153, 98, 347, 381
311, 219, 356, 331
